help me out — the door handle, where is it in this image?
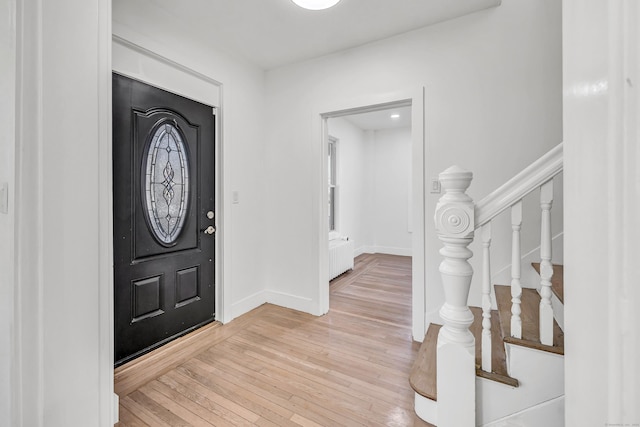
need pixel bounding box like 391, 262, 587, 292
203, 225, 216, 235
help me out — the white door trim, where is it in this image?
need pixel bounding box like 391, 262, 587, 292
97, 0, 114, 423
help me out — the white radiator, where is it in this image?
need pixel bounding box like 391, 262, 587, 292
329, 239, 354, 280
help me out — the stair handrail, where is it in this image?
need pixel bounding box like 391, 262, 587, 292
475, 142, 563, 229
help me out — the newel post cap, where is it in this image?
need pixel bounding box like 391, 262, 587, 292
439, 166, 473, 193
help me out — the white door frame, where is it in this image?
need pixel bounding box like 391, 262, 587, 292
110, 35, 229, 324
313, 87, 427, 340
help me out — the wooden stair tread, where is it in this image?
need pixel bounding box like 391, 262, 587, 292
409, 310, 519, 401
495, 285, 564, 355
409, 323, 439, 401
470, 307, 519, 387
532, 262, 564, 303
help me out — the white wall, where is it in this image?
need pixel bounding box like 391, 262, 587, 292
6, 1, 270, 424
328, 118, 373, 253
372, 127, 412, 255
264, 0, 562, 322
112, 1, 269, 320
330, 119, 413, 256
564, 1, 640, 425
0, 0, 15, 425
11, 0, 112, 425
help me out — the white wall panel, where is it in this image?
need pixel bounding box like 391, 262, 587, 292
264, 0, 562, 324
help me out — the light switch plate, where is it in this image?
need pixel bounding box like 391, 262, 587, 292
0, 183, 7, 214
232, 190, 240, 204
430, 178, 441, 194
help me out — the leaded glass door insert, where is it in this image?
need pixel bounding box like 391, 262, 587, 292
144, 121, 190, 246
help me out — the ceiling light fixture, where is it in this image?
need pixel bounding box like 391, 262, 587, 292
390, 114, 400, 119
291, 0, 341, 10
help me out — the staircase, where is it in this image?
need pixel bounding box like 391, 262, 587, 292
410, 143, 565, 426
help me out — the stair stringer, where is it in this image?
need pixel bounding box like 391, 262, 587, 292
476, 344, 564, 425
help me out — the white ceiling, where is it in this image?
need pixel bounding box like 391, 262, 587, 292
341, 105, 412, 131
115, 0, 501, 70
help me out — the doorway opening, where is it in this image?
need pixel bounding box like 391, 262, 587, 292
327, 105, 413, 256
318, 95, 425, 340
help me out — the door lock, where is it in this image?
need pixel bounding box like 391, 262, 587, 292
203, 225, 216, 235
207, 211, 214, 220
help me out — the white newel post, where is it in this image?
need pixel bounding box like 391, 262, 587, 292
435, 166, 476, 427
539, 180, 554, 345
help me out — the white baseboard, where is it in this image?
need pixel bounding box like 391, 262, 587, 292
374, 246, 412, 256
113, 393, 119, 424
356, 245, 412, 257
264, 290, 315, 315
231, 290, 267, 319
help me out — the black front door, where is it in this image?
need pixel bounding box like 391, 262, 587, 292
113, 73, 216, 366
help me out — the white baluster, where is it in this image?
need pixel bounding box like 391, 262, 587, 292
510, 201, 523, 339
481, 222, 492, 372
539, 180, 554, 346
434, 166, 476, 427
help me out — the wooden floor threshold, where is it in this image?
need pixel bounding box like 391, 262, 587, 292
115, 320, 226, 397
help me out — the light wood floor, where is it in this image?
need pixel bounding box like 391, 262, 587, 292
115, 253, 432, 426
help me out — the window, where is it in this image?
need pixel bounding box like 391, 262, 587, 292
328, 136, 337, 231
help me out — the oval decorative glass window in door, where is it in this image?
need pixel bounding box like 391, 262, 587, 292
143, 121, 190, 245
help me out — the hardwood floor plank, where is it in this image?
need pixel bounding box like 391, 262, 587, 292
161, 370, 261, 424
116, 405, 149, 427
124, 391, 184, 427
115, 253, 432, 426
146, 378, 245, 426
137, 382, 218, 427
199, 344, 371, 426
290, 413, 325, 427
